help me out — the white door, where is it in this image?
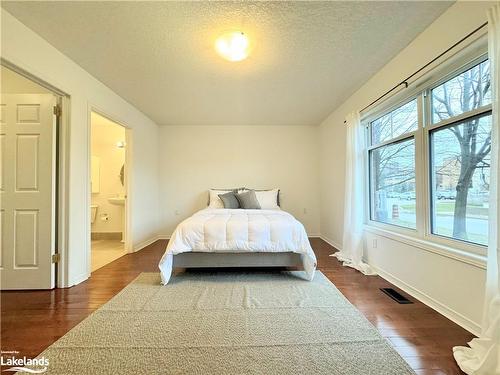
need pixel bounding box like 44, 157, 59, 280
0, 94, 57, 289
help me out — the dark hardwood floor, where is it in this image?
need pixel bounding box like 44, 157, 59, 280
1, 238, 473, 374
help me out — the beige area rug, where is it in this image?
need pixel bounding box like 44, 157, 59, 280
35, 271, 415, 374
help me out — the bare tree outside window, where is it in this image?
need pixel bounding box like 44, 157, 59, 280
431, 60, 491, 244
370, 100, 417, 228
370, 138, 416, 228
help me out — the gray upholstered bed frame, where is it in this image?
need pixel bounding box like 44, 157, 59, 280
172, 252, 303, 269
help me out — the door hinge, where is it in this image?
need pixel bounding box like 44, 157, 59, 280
53, 105, 62, 117
52, 253, 61, 263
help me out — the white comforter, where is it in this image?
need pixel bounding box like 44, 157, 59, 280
158, 208, 317, 284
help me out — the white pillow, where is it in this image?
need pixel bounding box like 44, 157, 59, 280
208, 189, 232, 209
255, 189, 280, 209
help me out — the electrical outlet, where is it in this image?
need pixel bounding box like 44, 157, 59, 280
175, 210, 180, 216
303, 208, 307, 215
372, 239, 377, 248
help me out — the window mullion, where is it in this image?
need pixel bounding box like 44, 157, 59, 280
427, 105, 492, 132
421, 90, 433, 240
367, 132, 417, 151
415, 94, 426, 238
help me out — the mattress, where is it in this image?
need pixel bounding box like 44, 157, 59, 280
158, 208, 317, 284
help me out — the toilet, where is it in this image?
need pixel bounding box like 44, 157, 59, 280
90, 205, 98, 224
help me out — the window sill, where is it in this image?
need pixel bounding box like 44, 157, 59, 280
364, 225, 487, 270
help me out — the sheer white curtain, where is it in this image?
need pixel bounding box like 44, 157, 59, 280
453, 5, 500, 374
331, 112, 375, 275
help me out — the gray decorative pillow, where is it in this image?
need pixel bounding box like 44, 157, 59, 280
218, 192, 240, 209
235, 190, 261, 209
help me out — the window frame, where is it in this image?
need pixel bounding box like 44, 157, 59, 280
427, 111, 492, 247
363, 48, 491, 257
367, 98, 420, 232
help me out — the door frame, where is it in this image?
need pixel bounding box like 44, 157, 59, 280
87, 106, 133, 275
0, 59, 71, 289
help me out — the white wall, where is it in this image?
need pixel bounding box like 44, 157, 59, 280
319, 2, 493, 334
1, 9, 160, 287
90, 112, 126, 234
158, 125, 320, 236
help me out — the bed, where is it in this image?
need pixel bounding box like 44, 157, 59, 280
158, 206, 317, 284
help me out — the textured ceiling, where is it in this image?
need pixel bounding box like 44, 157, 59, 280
2, 1, 452, 126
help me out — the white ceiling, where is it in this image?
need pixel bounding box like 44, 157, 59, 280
2, 1, 452, 126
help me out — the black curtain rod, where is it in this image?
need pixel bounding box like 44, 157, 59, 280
343, 21, 489, 124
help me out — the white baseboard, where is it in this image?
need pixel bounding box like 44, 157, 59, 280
317, 231, 480, 335
133, 235, 169, 252
67, 272, 89, 288
371, 263, 481, 336
318, 235, 342, 251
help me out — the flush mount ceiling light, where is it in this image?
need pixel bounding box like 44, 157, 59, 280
215, 32, 250, 62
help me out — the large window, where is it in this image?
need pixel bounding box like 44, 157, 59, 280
367, 56, 492, 250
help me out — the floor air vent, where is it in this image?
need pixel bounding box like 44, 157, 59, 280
380, 288, 413, 304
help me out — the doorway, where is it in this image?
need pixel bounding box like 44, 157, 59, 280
89, 111, 129, 272
0, 65, 61, 289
